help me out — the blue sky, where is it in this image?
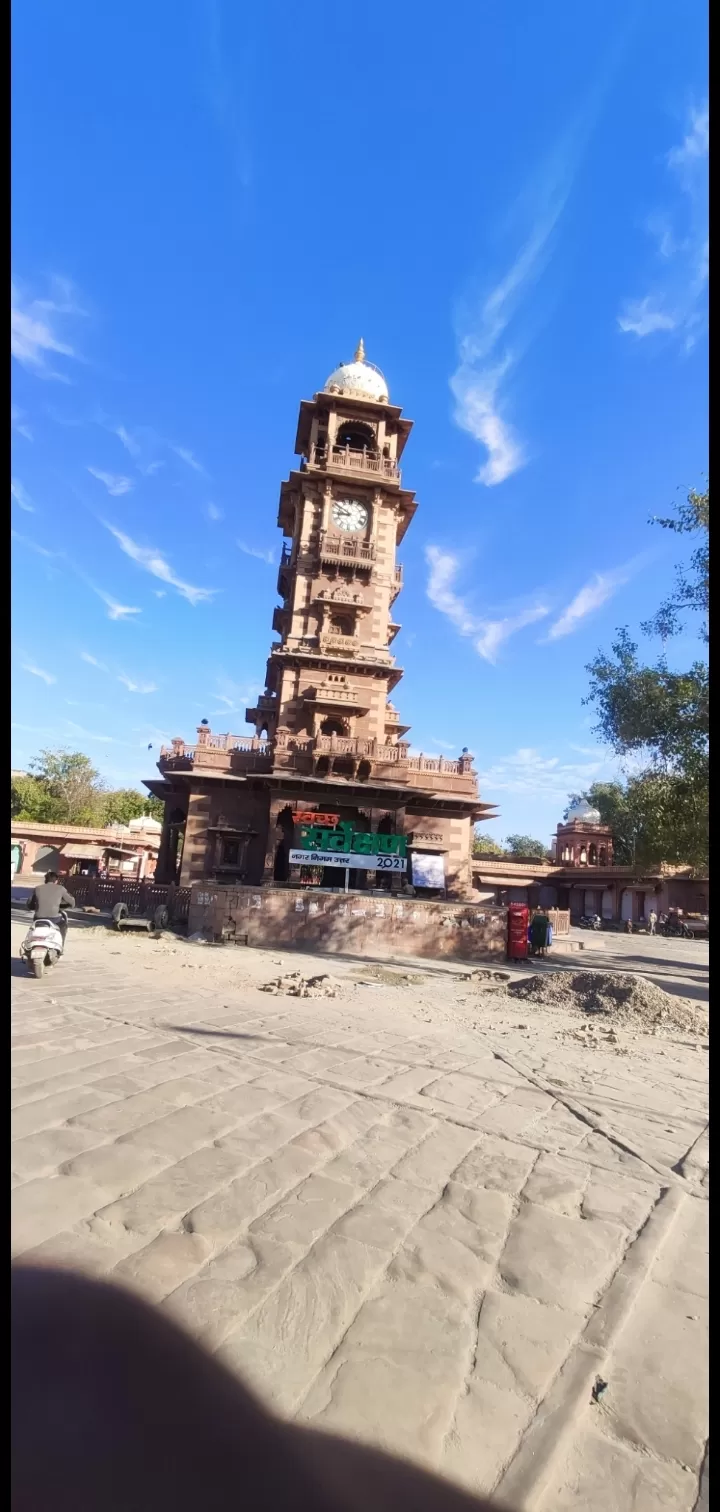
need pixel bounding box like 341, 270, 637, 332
11, 0, 707, 845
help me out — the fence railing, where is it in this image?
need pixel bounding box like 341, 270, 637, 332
66, 876, 191, 922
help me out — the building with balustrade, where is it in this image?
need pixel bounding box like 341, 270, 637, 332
145, 343, 497, 900
472, 798, 708, 926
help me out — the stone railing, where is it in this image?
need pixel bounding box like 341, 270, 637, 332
318, 632, 359, 655
159, 729, 478, 794
318, 532, 375, 566
309, 445, 400, 481
303, 683, 362, 705
159, 733, 272, 775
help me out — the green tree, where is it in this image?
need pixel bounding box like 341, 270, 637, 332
584, 482, 708, 872
641, 484, 708, 641
472, 831, 505, 857
11, 773, 63, 823
27, 749, 107, 824
102, 789, 164, 825
504, 834, 550, 860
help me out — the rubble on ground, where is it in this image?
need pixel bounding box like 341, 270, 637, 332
505, 970, 708, 1038
466, 968, 512, 986
261, 971, 346, 998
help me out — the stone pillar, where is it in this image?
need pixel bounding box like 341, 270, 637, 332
179, 788, 211, 887
155, 807, 174, 884
262, 798, 288, 882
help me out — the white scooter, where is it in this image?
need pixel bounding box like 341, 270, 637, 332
20, 916, 66, 978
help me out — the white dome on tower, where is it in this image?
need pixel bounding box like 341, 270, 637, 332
324, 340, 389, 403
566, 797, 602, 826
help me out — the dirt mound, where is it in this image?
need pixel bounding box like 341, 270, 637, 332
506, 970, 708, 1037
261, 971, 345, 999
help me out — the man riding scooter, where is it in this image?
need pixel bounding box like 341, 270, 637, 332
26, 871, 75, 949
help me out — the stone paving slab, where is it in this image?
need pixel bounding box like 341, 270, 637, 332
10, 921, 709, 1509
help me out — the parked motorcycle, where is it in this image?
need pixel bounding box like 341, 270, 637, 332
20, 916, 65, 978
578, 913, 602, 930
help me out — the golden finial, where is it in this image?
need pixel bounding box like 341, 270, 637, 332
354, 337, 365, 362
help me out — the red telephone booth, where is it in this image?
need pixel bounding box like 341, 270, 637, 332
507, 902, 529, 960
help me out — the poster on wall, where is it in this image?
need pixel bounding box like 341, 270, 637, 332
411, 851, 446, 889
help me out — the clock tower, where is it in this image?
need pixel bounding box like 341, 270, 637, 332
149, 343, 498, 897
246, 340, 414, 757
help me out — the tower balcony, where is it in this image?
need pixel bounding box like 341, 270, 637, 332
302, 681, 370, 712
318, 532, 375, 569
271, 732, 480, 794
272, 605, 289, 635
277, 544, 293, 596
158, 732, 272, 776
245, 693, 278, 724
308, 444, 400, 483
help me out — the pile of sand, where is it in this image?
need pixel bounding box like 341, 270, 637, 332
261, 971, 345, 999
505, 970, 708, 1038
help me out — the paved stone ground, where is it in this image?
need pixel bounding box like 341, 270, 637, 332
11, 917, 708, 1510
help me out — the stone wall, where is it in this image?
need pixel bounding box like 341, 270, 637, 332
188, 883, 508, 962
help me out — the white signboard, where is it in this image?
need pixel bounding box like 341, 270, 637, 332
410, 851, 446, 889
288, 849, 407, 873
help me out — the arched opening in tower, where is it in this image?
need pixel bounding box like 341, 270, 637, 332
319, 716, 348, 738
335, 420, 377, 453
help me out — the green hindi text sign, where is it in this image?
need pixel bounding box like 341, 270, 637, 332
298, 820, 407, 858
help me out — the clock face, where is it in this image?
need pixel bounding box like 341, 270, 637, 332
332, 498, 368, 533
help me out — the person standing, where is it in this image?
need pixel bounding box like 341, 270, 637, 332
648, 907, 658, 936
529, 909, 549, 958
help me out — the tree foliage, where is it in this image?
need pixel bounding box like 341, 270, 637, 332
504, 834, 550, 860
584, 631, 708, 780
11, 748, 163, 828
472, 831, 505, 857
641, 485, 709, 642
566, 776, 707, 874
102, 789, 164, 825
583, 485, 708, 873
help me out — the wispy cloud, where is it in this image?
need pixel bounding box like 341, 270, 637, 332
11, 406, 33, 441
205, 675, 261, 719
80, 651, 108, 670
64, 719, 114, 744
425, 545, 549, 662
104, 522, 217, 605
170, 443, 206, 475
118, 673, 158, 694
618, 102, 708, 349
114, 424, 141, 458
476, 606, 550, 662
206, 502, 224, 522
237, 540, 275, 565
22, 661, 56, 685
95, 590, 143, 622
11, 478, 35, 513
449, 130, 587, 486
11, 530, 59, 560
617, 299, 677, 338
87, 466, 135, 497
204, 0, 253, 189
546, 565, 632, 640
478, 746, 611, 803
11, 276, 84, 380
